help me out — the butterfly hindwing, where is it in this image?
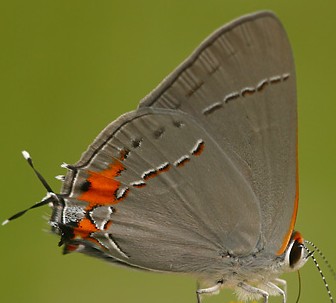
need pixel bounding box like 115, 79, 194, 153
59, 108, 261, 273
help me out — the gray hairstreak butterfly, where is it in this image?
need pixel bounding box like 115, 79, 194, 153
4, 11, 335, 303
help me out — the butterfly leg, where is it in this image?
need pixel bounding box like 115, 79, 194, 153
274, 278, 287, 298
237, 282, 269, 303
196, 280, 223, 303
265, 281, 286, 303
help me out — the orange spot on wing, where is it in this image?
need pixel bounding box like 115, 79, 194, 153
79, 217, 98, 233
78, 160, 125, 205
176, 157, 190, 167
193, 141, 205, 156
292, 231, 303, 244
119, 149, 129, 160
132, 182, 146, 188
158, 163, 171, 173
143, 170, 158, 180
104, 220, 112, 231
64, 244, 79, 253
71, 159, 126, 243
72, 217, 98, 239
71, 217, 105, 249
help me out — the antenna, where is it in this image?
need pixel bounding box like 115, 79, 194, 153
305, 240, 336, 279
304, 242, 334, 303
2, 151, 59, 225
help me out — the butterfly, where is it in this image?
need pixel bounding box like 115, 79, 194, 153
6, 11, 331, 303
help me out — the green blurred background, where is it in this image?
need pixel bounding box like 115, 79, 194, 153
1, 1, 336, 302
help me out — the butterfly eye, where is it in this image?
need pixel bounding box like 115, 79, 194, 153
289, 240, 304, 268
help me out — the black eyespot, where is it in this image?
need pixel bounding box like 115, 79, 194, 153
289, 240, 303, 268
80, 180, 91, 192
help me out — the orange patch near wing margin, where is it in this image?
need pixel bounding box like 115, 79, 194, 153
68, 160, 126, 244
78, 160, 125, 206
277, 131, 299, 255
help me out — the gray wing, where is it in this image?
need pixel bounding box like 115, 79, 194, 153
61, 107, 260, 273
139, 11, 298, 255
60, 11, 297, 272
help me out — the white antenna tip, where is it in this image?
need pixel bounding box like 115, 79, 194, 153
2, 219, 9, 226
22, 150, 30, 160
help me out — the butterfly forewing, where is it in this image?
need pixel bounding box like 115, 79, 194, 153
139, 12, 297, 255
